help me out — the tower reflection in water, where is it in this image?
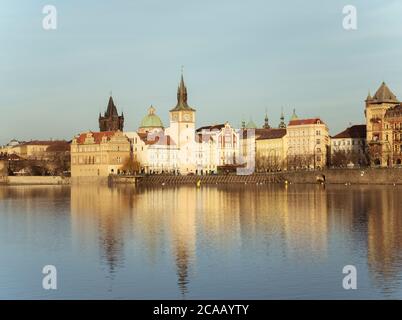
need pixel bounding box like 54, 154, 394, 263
66, 183, 402, 297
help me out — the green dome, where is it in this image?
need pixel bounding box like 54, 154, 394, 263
140, 106, 164, 128
246, 120, 257, 129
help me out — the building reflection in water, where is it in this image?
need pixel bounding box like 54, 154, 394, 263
365, 187, 402, 293
70, 185, 132, 277
64, 183, 402, 296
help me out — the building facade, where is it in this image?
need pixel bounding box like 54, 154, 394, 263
1, 140, 69, 160
255, 128, 287, 172
286, 117, 330, 169
195, 122, 241, 174
71, 131, 131, 177
384, 104, 402, 166
331, 125, 367, 167
365, 82, 400, 167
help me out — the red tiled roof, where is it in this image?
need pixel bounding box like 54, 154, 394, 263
241, 128, 272, 139
256, 128, 287, 140
46, 141, 71, 152
288, 118, 324, 126
76, 131, 115, 144
332, 125, 366, 139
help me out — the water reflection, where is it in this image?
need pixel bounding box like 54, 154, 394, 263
1, 183, 401, 298
70, 186, 131, 276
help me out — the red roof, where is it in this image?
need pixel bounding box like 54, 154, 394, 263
76, 131, 115, 144
289, 118, 325, 126
21, 140, 69, 146
256, 128, 287, 140
332, 125, 366, 139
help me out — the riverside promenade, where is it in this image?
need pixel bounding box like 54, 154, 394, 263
2, 168, 402, 186
111, 168, 402, 186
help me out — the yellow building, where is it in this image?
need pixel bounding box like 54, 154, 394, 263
70, 131, 131, 177
1, 140, 69, 160
286, 112, 330, 169
255, 128, 287, 172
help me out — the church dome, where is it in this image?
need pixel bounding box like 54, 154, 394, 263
245, 119, 257, 129
140, 106, 164, 129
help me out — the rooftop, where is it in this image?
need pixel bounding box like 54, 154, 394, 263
332, 125, 366, 139
75, 131, 116, 144
288, 118, 325, 126
256, 128, 287, 140
368, 82, 399, 104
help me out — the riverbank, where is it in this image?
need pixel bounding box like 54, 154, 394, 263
1, 168, 402, 186
134, 168, 402, 186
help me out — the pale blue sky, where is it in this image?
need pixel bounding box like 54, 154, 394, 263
1, 0, 402, 144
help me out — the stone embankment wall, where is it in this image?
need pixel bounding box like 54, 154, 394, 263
0, 176, 71, 185
136, 168, 402, 186
282, 168, 402, 185
2, 168, 402, 186
136, 174, 283, 186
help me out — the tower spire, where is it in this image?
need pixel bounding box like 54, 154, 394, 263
170, 69, 195, 111
263, 108, 270, 129
290, 108, 298, 121
278, 107, 286, 128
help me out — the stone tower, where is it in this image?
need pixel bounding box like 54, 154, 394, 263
365, 82, 399, 167
99, 96, 124, 132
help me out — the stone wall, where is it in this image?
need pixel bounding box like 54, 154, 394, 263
137, 168, 402, 186
0, 176, 70, 185
2, 168, 402, 186
282, 168, 402, 185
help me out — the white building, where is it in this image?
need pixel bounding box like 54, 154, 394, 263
195, 122, 241, 174
331, 124, 367, 167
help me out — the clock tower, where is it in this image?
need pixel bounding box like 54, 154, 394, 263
166, 72, 196, 173
168, 73, 196, 148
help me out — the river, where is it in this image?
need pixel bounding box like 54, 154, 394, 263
0, 184, 401, 299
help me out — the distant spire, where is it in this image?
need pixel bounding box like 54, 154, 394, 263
106, 96, 118, 117
263, 109, 270, 129
279, 107, 286, 128
99, 94, 124, 131
290, 108, 298, 121
170, 69, 194, 111
241, 114, 246, 129
149, 105, 156, 115
366, 90, 372, 101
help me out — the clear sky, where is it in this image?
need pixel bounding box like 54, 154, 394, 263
1, 0, 402, 145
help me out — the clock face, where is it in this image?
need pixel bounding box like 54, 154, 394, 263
172, 113, 178, 121
183, 113, 191, 121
